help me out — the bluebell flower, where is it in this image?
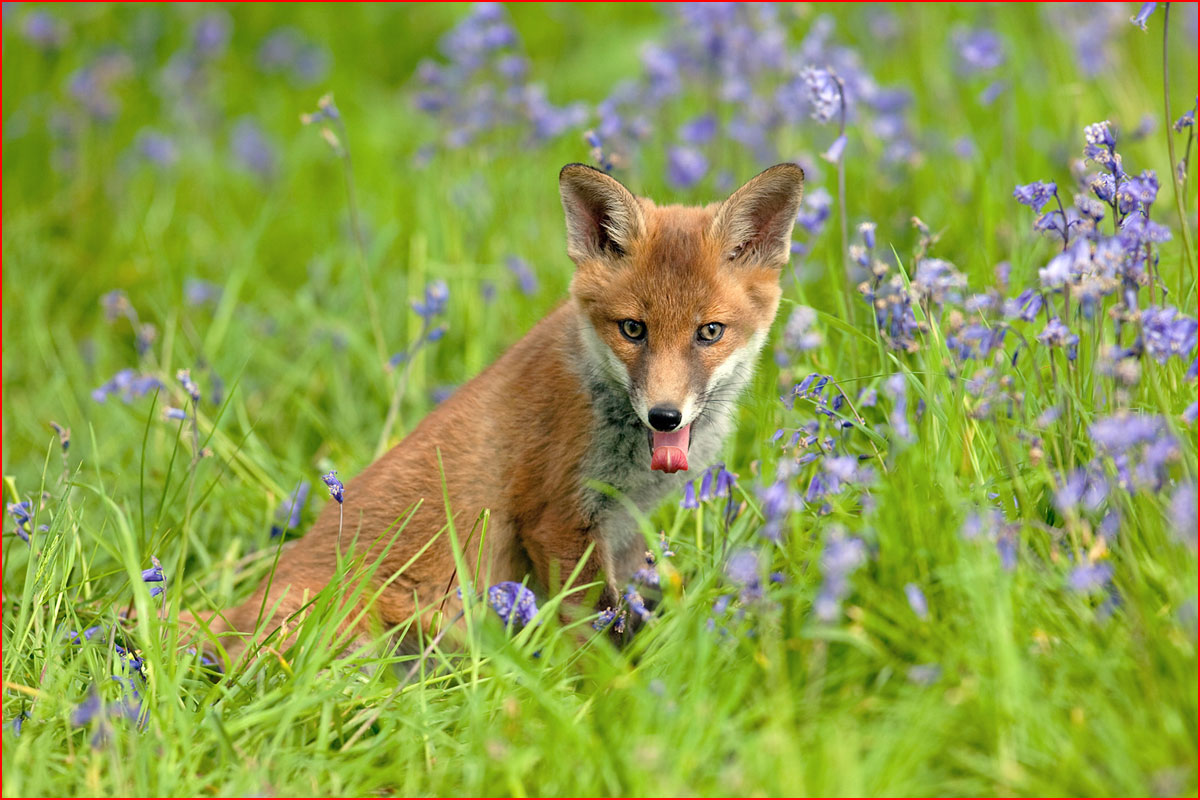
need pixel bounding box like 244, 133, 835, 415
184, 278, 222, 308
795, 187, 833, 235
1037, 318, 1080, 360
11, 709, 30, 737
412, 279, 450, 321
164, 407, 187, 422
953, 27, 1005, 72
1129, 2, 1157, 30
1084, 121, 1119, 171
1055, 467, 1109, 515
858, 221, 877, 250
506, 256, 538, 297
301, 93, 340, 126
231, 118, 277, 178
1174, 108, 1195, 133
884, 373, 912, 442
782, 305, 823, 352
800, 66, 842, 123
1002, 289, 1044, 322
322, 470, 345, 504
1013, 181, 1057, 213
192, 12, 232, 58
7, 501, 32, 543
1090, 414, 1177, 490
1169, 482, 1197, 549
67, 626, 104, 644
820, 133, 847, 163
176, 369, 201, 404
1141, 307, 1198, 364
631, 566, 660, 589
21, 11, 64, 49
593, 606, 625, 633
814, 532, 866, 622
623, 586, 653, 622
979, 80, 1006, 106
136, 129, 178, 168
907, 664, 942, 686
486, 581, 538, 627
905, 583, 929, 620
678, 113, 717, 145
666, 145, 708, 189
1068, 561, 1114, 593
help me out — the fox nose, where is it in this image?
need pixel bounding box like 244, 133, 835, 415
648, 406, 683, 432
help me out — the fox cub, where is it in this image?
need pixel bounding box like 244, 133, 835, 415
201, 162, 803, 658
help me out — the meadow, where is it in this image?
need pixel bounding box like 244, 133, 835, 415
2, 3, 1198, 796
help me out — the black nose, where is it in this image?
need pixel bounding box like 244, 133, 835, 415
648, 406, 682, 432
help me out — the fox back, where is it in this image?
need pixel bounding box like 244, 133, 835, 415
203, 163, 804, 661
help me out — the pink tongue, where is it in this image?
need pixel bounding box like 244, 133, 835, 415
650, 424, 691, 473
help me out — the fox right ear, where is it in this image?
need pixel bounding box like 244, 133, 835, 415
710, 163, 805, 268
559, 164, 645, 263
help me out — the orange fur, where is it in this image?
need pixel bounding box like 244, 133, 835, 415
202, 163, 804, 661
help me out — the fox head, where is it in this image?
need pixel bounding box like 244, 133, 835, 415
559, 162, 804, 472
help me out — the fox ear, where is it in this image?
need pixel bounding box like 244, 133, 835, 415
559, 164, 645, 263
710, 163, 805, 268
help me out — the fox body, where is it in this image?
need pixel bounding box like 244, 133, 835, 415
207, 163, 804, 657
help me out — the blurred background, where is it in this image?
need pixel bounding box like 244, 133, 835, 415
3, 3, 1195, 485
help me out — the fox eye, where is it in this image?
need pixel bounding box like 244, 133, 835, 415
697, 322, 725, 343
619, 319, 647, 342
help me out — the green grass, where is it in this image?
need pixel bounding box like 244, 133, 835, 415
3, 3, 1197, 796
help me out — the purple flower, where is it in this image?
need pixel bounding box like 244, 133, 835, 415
624, 586, 653, 622
1169, 482, 1197, 549
1055, 468, 1109, 515
678, 113, 717, 145
1013, 181, 1057, 213
1037, 318, 1080, 359
136, 129, 178, 168
782, 305, 823, 352
795, 187, 833, 235
593, 606, 624, 633
904, 583, 929, 620
858, 221, 876, 250
1130, 3, 1157, 30
21, 10, 64, 49
321, 470, 345, 504
506, 256, 538, 297
184, 278, 222, 307
820, 133, 847, 163
7, 501, 32, 543
800, 66, 842, 123
680, 481, 699, 510
412, 279, 450, 321
666, 145, 708, 189
193, 12, 232, 58
141, 556, 164, 598
176, 369, 201, 404
92, 370, 165, 405
814, 533, 866, 622
1174, 108, 1195, 133
1068, 562, 1114, 593
231, 118, 277, 179
724, 547, 763, 602
271, 481, 311, 537
486, 581, 538, 627
954, 27, 1005, 72
1141, 307, 1198, 363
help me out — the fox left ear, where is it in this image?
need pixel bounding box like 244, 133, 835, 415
710, 163, 805, 268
